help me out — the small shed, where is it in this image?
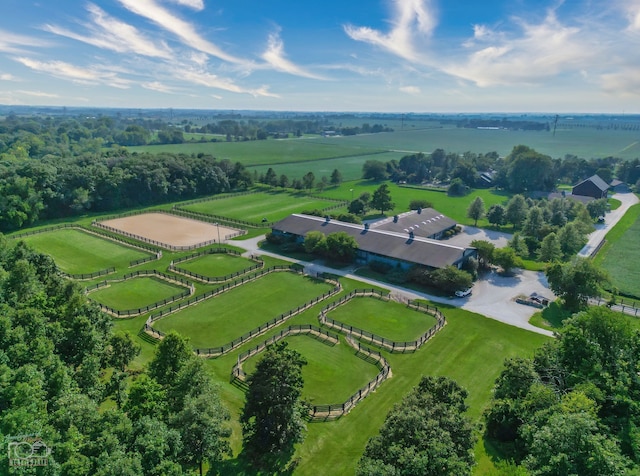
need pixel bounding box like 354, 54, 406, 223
609, 179, 629, 193
572, 174, 609, 199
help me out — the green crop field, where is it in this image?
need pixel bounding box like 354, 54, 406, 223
241, 334, 380, 405
128, 137, 383, 166
248, 150, 407, 182
88, 277, 187, 310
153, 272, 334, 348
595, 203, 640, 298
180, 190, 342, 223
326, 296, 437, 341
177, 253, 258, 278
20, 228, 152, 274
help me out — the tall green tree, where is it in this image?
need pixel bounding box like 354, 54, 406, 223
545, 258, 609, 311
371, 183, 395, 215
537, 232, 562, 262
357, 376, 476, 476
487, 204, 507, 228
241, 342, 308, 469
493, 247, 524, 274
506, 194, 528, 230
467, 196, 486, 226
148, 332, 192, 387
330, 168, 342, 186
325, 231, 358, 262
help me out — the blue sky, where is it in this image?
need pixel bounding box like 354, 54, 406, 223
0, 0, 639, 112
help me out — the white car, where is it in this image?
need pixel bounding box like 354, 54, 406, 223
455, 288, 472, 298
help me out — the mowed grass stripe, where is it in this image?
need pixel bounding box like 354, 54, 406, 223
89, 277, 186, 310
242, 335, 379, 405
154, 272, 334, 348
597, 203, 640, 298
327, 297, 438, 342
178, 254, 257, 278
21, 228, 151, 274
182, 191, 338, 223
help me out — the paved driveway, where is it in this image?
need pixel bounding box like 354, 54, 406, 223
444, 225, 512, 248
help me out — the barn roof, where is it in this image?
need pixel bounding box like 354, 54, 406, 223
370, 208, 456, 239
574, 174, 609, 192
273, 214, 470, 269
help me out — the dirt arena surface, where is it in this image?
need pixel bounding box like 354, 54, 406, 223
99, 213, 240, 247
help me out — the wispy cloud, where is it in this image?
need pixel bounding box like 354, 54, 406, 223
43, 4, 173, 59
117, 0, 245, 64
166, 0, 205, 11
399, 85, 420, 94
0, 29, 50, 54
0, 73, 18, 81
443, 11, 597, 87
14, 57, 131, 88
141, 81, 176, 93
344, 0, 437, 62
261, 30, 326, 80
16, 90, 60, 98
179, 68, 279, 97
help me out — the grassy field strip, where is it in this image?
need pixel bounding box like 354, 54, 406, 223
595, 202, 640, 298
21, 227, 151, 274
180, 191, 340, 223
152, 272, 335, 348
172, 253, 261, 280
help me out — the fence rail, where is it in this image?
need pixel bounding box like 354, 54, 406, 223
62, 267, 116, 281
170, 250, 264, 283
144, 268, 342, 357
87, 270, 194, 318
318, 290, 446, 353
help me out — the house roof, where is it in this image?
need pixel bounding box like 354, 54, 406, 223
273, 214, 470, 269
610, 179, 624, 187
573, 174, 609, 192
370, 208, 456, 238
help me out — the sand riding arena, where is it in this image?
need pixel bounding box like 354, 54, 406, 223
95, 212, 244, 251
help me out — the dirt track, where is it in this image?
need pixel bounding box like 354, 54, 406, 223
100, 213, 239, 247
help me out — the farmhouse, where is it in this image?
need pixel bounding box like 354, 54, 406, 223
272, 214, 476, 270
369, 208, 456, 240
572, 174, 609, 199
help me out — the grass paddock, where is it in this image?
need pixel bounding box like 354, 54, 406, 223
177, 253, 258, 278
20, 228, 151, 274
89, 277, 188, 311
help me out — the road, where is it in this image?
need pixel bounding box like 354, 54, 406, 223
578, 190, 639, 257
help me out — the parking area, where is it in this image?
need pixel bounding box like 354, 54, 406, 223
443, 225, 512, 248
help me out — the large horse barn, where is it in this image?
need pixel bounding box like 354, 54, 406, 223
272, 208, 477, 271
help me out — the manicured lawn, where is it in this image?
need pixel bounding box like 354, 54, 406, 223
241, 335, 380, 405
179, 190, 341, 223
177, 253, 258, 278
595, 203, 640, 298
153, 272, 334, 348
326, 296, 438, 342
20, 228, 152, 274
89, 277, 187, 311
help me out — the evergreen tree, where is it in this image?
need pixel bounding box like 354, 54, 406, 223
371, 183, 395, 214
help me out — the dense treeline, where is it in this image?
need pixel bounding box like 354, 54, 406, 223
485, 307, 640, 475
0, 152, 252, 231
0, 239, 231, 474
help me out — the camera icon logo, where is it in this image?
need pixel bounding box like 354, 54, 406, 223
7, 435, 51, 467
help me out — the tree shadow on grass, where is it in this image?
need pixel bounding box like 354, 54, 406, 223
529, 301, 573, 330
217, 447, 298, 476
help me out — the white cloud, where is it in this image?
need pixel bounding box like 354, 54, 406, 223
165, 0, 205, 10
399, 85, 420, 94
443, 11, 597, 87
16, 90, 60, 98
117, 0, 245, 64
261, 31, 326, 80
179, 68, 279, 97
0, 73, 17, 81
14, 57, 131, 88
0, 29, 49, 54
625, 1, 640, 31
344, 0, 437, 62
141, 81, 176, 93
601, 68, 640, 96
43, 4, 173, 59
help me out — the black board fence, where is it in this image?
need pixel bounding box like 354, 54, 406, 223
318, 290, 446, 353
87, 270, 194, 318
144, 268, 342, 357
169, 249, 264, 283
62, 267, 116, 281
